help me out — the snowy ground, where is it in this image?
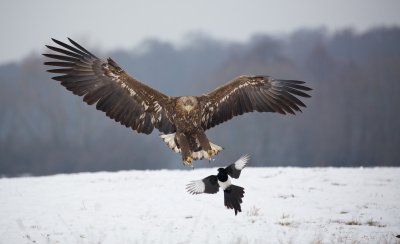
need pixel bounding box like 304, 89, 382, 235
0, 167, 399, 244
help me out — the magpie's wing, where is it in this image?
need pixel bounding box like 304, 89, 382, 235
226, 154, 250, 179
186, 175, 219, 194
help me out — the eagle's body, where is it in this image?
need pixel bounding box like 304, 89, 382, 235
43, 38, 312, 165
167, 96, 221, 163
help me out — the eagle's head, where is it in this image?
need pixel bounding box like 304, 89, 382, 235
178, 96, 198, 114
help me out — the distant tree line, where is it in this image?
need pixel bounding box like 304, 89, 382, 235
1, 27, 399, 176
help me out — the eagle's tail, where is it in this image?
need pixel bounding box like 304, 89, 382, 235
160, 133, 223, 160
224, 184, 245, 215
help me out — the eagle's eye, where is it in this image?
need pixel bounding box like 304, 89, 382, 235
184, 98, 194, 106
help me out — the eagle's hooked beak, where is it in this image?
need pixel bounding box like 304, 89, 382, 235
184, 105, 193, 114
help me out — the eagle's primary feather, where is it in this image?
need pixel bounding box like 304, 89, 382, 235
44, 38, 312, 165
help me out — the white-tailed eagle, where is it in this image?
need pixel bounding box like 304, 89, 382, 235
43, 38, 311, 165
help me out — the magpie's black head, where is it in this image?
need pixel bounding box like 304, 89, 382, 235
217, 167, 228, 182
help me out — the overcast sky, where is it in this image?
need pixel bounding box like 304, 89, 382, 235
1, 0, 400, 65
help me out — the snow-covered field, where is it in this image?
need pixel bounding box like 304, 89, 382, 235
0, 167, 399, 243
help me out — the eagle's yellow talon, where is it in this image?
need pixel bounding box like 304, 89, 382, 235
185, 156, 193, 165
207, 149, 213, 161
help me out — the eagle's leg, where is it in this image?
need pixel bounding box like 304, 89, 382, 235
197, 130, 212, 160
176, 132, 192, 165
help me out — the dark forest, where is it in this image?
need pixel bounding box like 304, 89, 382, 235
1, 27, 399, 176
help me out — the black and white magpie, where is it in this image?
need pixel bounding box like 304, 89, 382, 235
186, 154, 249, 215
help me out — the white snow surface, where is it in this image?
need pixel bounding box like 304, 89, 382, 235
0, 167, 399, 243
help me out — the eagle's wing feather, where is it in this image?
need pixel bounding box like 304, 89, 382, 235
44, 38, 175, 134
225, 154, 250, 179
186, 175, 219, 194
199, 75, 311, 130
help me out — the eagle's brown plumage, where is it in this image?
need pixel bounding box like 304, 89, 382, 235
44, 38, 312, 165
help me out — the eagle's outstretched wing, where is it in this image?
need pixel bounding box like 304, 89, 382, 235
43, 38, 175, 134
199, 75, 312, 130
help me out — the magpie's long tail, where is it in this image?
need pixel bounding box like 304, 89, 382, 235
224, 184, 245, 215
